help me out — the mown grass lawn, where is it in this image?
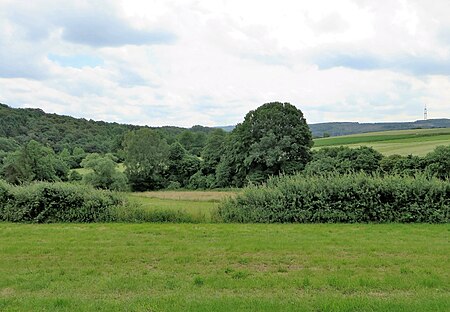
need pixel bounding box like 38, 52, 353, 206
0, 223, 448, 311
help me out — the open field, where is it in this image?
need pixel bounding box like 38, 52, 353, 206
123, 191, 237, 222
0, 223, 448, 311
314, 127, 450, 156
132, 190, 237, 202
125, 192, 222, 222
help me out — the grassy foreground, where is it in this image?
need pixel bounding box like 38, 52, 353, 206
0, 223, 449, 311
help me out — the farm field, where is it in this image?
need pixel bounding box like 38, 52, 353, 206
314, 127, 450, 156
0, 223, 448, 311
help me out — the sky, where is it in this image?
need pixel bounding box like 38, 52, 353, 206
0, 0, 449, 127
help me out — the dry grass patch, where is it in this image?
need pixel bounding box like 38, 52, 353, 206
134, 190, 237, 202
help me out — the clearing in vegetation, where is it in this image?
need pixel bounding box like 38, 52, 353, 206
0, 223, 448, 311
314, 127, 450, 156
123, 191, 237, 223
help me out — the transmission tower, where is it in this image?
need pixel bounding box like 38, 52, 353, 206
424, 104, 428, 120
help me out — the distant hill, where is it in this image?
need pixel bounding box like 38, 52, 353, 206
0, 103, 216, 154
219, 119, 450, 137
2, 103, 449, 153
310, 119, 450, 137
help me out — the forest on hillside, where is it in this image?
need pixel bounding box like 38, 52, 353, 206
1, 102, 449, 192
0, 103, 216, 155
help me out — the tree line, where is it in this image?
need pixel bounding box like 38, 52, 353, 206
1, 102, 449, 191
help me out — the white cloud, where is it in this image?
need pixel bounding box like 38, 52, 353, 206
0, 0, 449, 127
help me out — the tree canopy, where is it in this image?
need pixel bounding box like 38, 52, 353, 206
217, 102, 313, 186
123, 129, 169, 191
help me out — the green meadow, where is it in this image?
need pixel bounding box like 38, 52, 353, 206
0, 223, 448, 312
314, 127, 450, 156
123, 191, 234, 222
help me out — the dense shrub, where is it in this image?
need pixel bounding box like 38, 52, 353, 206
380, 154, 425, 176
305, 146, 383, 175
424, 145, 450, 180
0, 181, 122, 223
218, 173, 449, 223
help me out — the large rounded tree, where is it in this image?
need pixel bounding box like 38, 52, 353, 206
216, 102, 313, 186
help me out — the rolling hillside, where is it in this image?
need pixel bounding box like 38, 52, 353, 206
313, 127, 450, 156
0, 103, 216, 153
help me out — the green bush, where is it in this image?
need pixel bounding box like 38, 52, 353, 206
218, 173, 449, 223
0, 180, 11, 204
0, 181, 122, 223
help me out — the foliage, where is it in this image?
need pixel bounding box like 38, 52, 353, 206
200, 128, 227, 176
81, 153, 128, 191
188, 172, 216, 189
0, 137, 20, 166
0, 103, 217, 156
218, 173, 450, 223
424, 145, 450, 180
167, 142, 201, 187
380, 154, 425, 176
1, 140, 68, 184
305, 146, 383, 175
0, 181, 122, 223
123, 128, 169, 191
178, 130, 207, 156
217, 102, 313, 187
68, 170, 83, 182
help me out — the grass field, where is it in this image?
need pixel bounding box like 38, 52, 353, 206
0, 223, 448, 311
123, 191, 237, 222
314, 127, 450, 156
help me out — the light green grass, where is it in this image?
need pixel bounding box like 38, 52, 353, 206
72, 163, 125, 176
0, 223, 448, 311
123, 190, 237, 223
314, 127, 450, 156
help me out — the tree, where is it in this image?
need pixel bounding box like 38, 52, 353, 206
424, 145, 450, 179
201, 129, 227, 175
1, 140, 68, 184
123, 128, 169, 191
217, 102, 313, 186
167, 142, 201, 187
81, 153, 128, 191
380, 154, 424, 176
178, 130, 207, 156
305, 146, 383, 175
71, 147, 86, 168
0, 137, 20, 167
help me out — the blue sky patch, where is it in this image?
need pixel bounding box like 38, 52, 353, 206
48, 53, 103, 68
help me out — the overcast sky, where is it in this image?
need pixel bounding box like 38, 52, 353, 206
1, 0, 449, 127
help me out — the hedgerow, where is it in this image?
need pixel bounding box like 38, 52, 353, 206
0, 181, 122, 223
218, 173, 449, 223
